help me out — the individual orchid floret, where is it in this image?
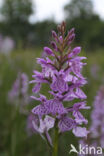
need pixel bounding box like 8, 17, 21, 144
32, 98, 67, 118
29, 22, 89, 155
51, 72, 69, 93
27, 114, 55, 146
73, 127, 89, 138
72, 102, 90, 125
32, 115, 55, 133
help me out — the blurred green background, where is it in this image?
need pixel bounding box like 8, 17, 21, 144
0, 0, 104, 156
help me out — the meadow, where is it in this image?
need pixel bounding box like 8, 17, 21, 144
0, 48, 104, 156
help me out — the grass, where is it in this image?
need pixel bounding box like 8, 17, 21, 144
0, 48, 104, 156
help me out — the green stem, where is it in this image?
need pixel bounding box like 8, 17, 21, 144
52, 125, 59, 156
11, 104, 19, 156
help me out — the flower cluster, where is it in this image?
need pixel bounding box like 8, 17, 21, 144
90, 86, 104, 148
79, 86, 104, 156
8, 72, 29, 113
29, 22, 90, 145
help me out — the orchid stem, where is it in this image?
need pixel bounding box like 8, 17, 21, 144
52, 123, 59, 156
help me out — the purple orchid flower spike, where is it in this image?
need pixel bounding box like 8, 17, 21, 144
8, 72, 29, 114
79, 86, 104, 155
29, 21, 90, 155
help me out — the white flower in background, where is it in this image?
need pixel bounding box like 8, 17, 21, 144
0, 35, 15, 54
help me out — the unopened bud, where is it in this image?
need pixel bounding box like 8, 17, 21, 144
68, 28, 75, 37
51, 41, 58, 51
68, 34, 75, 42
52, 30, 57, 38
44, 47, 54, 56
57, 25, 61, 33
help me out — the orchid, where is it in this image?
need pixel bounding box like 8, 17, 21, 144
79, 86, 104, 155
8, 72, 29, 114
29, 22, 90, 156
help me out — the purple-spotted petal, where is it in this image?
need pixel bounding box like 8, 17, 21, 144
58, 116, 76, 132
44, 99, 67, 116
73, 127, 89, 137
32, 104, 46, 117
44, 115, 55, 131
51, 75, 68, 93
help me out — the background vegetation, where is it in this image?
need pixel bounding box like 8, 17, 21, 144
0, 0, 104, 155
0, 0, 104, 50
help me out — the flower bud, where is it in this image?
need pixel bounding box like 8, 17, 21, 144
52, 30, 57, 38
51, 41, 58, 51
44, 47, 54, 56
69, 47, 81, 58
68, 28, 75, 36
